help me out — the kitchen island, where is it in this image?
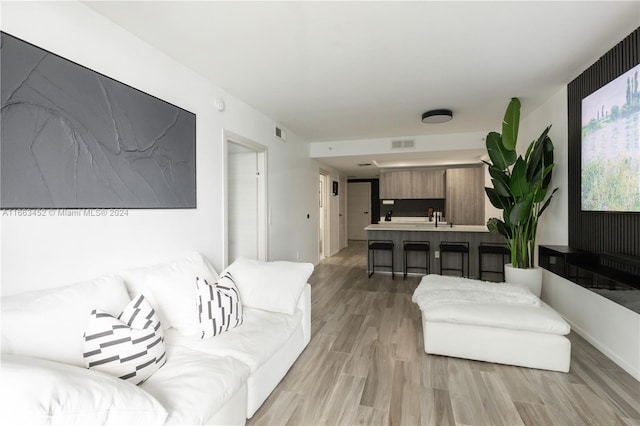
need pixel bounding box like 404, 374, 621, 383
365, 223, 506, 279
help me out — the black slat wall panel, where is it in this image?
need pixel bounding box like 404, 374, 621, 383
567, 28, 639, 268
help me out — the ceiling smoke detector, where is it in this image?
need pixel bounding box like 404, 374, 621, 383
422, 109, 453, 124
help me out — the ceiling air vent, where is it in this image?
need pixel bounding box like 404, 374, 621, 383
357, 163, 372, 167
391, 139, 415, 149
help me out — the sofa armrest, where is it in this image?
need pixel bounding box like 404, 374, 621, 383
225, 257, 313, 315
296, 284, 311, 345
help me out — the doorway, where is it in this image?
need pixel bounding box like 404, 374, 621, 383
225, 131, 267, 266
319, 170, 330, 260
347, 182, 371, 240
339, 176, 347, 249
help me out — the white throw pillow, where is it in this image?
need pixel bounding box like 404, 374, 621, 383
119, 252, 219, 336
224, 257, 313, 315
196, 272, 244, 338
1, 275, 131, 367
83, 294, 166, 385
0, 353, 168, 426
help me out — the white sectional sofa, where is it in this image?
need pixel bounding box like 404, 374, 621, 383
0, 253, 312, 425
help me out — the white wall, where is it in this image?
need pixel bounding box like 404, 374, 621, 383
520, 87, 640, 380
0, 1, 318, 295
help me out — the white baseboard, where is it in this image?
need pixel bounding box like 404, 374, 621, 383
566, 319, 640, 381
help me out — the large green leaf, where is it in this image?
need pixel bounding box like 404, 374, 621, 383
509, 157, 530, 198
538, 187, 558, 216
535, 186, 548, 203
485, 187, 510, 209
526, 127, 551, 183
502, 98, 521, 150
486, 217, 499, 233
492, 177, 511, 197
534, 163, 555, 202
496, 220, 512, 239
542, 131, 554, 165
486, 218, 512, 239
537, 126, 551, 147
542, 134, 555, 187
489, 165, 510, 187
486, 132, 516, 170
526, 138, 544, 184
509, 193, 534, 226
524, 137, 535, 161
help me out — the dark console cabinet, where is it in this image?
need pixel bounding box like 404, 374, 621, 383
539, 245, 640, 314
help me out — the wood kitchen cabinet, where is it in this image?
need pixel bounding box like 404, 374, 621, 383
380, 169, 445, 199
392, 170, 412, 199
414, 170, 445, 198
445, 166, 485, 225
380, 170, 409, 199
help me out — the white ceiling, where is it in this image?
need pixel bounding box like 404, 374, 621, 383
84, 1, 639, 175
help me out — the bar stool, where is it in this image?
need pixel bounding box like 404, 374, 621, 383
439, 241, 469, 277
478, 243, 510, 281
403, 241, 430, 279
368, 240, 394, 279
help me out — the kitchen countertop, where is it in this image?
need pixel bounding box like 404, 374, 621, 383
365, 223, 489, 232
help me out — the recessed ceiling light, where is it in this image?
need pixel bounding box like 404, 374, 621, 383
422, 109, 453, 124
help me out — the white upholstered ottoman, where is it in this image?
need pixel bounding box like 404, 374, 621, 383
412, 275, 571, 372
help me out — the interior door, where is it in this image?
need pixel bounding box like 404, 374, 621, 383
228, 143, 258, 261
339, 176, 347, 248
347, 182, 371, 241
319, 175, 325, 259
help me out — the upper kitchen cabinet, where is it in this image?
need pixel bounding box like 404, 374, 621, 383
445, 166, 485, 225
413, 170, 445, 198
380, 170, 412, 199
379, 169, 445, 199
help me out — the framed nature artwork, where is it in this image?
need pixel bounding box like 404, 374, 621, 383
581, 64, 640, 212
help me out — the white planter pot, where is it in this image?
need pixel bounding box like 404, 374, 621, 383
504, 264, 543, 297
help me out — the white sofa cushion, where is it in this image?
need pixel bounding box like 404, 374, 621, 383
1, 275, 131, 367
0, 353, 168, 426
225, 257, 313, 315
423, 302, 570, 335
165, 307, 302, 372
83, 294, 166, 384
413, 274, 541, 308
118, 252, 219, 337
196, 272, 244, 339
140, 345, 250, 425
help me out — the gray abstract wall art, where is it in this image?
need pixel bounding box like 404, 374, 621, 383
0, 32, 196, 209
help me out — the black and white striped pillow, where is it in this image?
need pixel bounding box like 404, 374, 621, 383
83, 294, 166, 385
196, 272, 244, 339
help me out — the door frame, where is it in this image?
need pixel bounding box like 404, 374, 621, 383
223, 130, 268, 267
319, 169, 331, 261
339, 175, 347, 249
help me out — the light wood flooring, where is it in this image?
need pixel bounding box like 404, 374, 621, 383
248, 241, 640, 426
